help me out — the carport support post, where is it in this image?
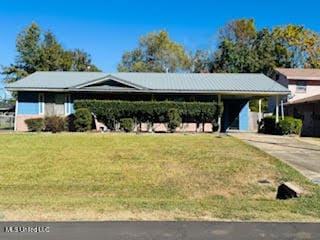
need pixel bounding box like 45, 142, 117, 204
281, 100, 284, 120
258, 99, 262, 122
275, 95, 279, 123
14, 98, 18, 131
217, 94, 222, 133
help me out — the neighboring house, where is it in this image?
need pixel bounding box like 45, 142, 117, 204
0, 101, 15, 130
0, 101, 15, 115
5, 72, 289, 132
272, 68, 320, 136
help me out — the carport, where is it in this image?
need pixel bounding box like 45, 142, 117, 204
217, 93, 288, 133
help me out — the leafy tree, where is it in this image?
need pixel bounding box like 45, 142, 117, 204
118, 30, 191, 72
3, 22, 41, 83
212, 39, 258, 73
16, 22, 41, 74
252, 28, 291, 75
2, 22, 100, 84
38, 31, 65, 71
211, 19, 320, 74
212, 19, 261, 73
218, 18, 256, 46
190, 50, 212, 73
272, 24, 320, 68
212, 19, 259, 73
68, 49, 100, 71
211, 19, 293, 112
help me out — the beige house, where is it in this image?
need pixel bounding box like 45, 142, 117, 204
272, 68, 320, 136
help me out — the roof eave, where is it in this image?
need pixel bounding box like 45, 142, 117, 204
6, 87, 289, 96
287, 77, 320, 81
5, 87, 70, 92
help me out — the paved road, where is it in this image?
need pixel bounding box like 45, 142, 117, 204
231, 133, 320, 183
1, 222, 320, 240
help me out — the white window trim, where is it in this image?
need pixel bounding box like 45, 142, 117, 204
14, 99, 18, 131
65, 94, 71, 115
38, 93, 44, 115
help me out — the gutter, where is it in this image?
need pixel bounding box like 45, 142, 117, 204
5, 87, 290, 96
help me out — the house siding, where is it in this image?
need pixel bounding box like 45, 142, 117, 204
239, 103, 249, 131
288, 79, 320, 102
221, 99, 249, 132
15, 92, 43, 131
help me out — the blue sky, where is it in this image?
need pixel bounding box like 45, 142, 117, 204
0, 0, 319, 97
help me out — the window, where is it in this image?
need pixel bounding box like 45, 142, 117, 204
296, 80, 306, 93
38, 93, 44, 114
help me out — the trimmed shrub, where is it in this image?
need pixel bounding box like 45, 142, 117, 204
24, 118, 44, 132
279, 116, 302, 135
74, 108, 92, 132
260, 116, 277, 134
294, 118, 303, 136
44, 116, 67, 133
45, 116, 67, 133
261, 116, 302, 135
167, 108, 182, 132
119, 118, 134, 132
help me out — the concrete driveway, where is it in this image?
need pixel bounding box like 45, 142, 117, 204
230, 133, 320, 184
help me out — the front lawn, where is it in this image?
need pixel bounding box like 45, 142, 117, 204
0, 133, 319, 221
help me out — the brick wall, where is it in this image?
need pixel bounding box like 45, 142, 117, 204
16, 115, 43, 131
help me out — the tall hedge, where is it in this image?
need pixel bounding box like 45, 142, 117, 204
74, 100, 222, 128
167, 108, 182, 132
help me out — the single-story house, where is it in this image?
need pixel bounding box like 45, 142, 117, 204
271, 68, 320, 136
5, 71, 289, 132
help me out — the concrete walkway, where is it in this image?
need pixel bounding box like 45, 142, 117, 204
230, 133, 320, 184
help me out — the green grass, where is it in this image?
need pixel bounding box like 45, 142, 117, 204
0, 133, 319, 221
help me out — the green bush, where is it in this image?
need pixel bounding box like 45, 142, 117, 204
74, 108, 92, 132
24, 118, 44, 132
279, 116, 302, 135
261, 116, 302, 135
212, 119, 219, 132
167, 108, 182, 132
294, 119, 303, 135
45, 116, 67, 133
260, 116, 277, 134
66, 114, 76, 132
119, 118, 134, 132
74, 100, 222, 127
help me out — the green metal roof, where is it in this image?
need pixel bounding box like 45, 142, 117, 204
6, 71, 290, 95
6, 72, 107, 89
